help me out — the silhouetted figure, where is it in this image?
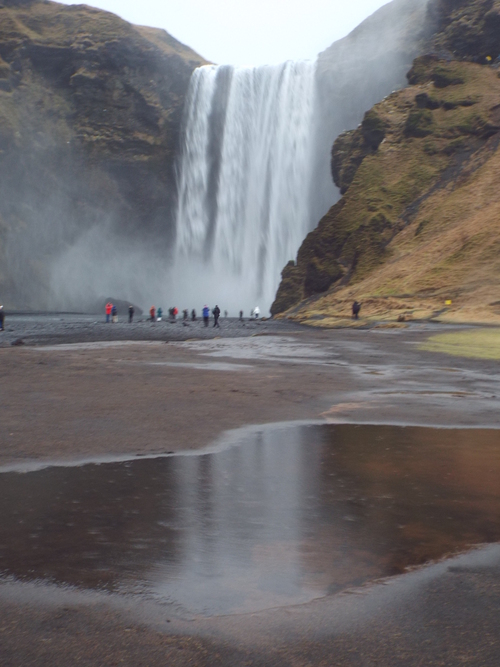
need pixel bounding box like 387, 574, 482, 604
150, 306, 156, 322
213, 305, 221, 328
183, 309, 189, 321
202, 305, 210, 327
239, 310, 243, 321
157, 307, 163, 321
0, 305, 4, 331
128, 305, 134, 323
224, 310, 228, 318
111, 305, 118, 323
191, 309, 197, 322
352, 301, 361, 320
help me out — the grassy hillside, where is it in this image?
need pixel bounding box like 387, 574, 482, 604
0, 0, 206, 308
273, 57, 500, 325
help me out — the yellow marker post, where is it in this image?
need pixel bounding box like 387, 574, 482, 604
445, 300, 452, 306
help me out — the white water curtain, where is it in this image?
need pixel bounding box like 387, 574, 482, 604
174, 60, 317, 313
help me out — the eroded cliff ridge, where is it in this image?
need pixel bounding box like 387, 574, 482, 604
0, 0, 206, 308
272, 0, 500, 325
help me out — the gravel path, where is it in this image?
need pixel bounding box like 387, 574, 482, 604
0, 313, 306, 347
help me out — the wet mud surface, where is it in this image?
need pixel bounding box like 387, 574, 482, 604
1, 319, 500, 664
1, 424, 500, 619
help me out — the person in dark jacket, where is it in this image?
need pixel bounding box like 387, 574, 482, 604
128, 305, 134, 323
111, 304, 118, 323
213, 305, 221, 327
191, 309, 197, 322
352, 301, 361, 319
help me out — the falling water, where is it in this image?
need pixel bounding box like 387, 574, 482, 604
173, 60, 317, 314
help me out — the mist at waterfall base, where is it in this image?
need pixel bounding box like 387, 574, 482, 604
41, 0, 427, 315
171, 60, 323, 315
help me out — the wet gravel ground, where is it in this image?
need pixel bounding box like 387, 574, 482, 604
0, 313, 305, 347
1, 317, 500, 665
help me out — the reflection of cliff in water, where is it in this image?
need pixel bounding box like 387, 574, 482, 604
2, 424, 500, 617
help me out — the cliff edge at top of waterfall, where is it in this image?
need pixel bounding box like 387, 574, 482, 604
0, 0, 206, 309
272, 0, 500, 326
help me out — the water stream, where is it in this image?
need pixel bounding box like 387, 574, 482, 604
173, 61, 318, 314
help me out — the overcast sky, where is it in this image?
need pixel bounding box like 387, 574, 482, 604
57, 0, 391, 66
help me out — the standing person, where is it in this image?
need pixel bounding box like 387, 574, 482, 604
173, 307, 178, 321
202, 305, 210, 327
352, 301, 361, 320
213, 304, 221, 328
0, 305, 4, 331
253, 306, 260, 319
191, 309, 197, 322
224, 310, 228, 319
183, 309, 189, 321
157, 307, 163, 321
111, 304, 118, 323
105, 302, 113, 323
239, 310, 243, 321
128, 305, 135, 323
150, 306, 156, 322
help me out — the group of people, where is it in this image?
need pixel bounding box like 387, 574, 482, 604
105, 302, 119, 323
106, 302, 263, 326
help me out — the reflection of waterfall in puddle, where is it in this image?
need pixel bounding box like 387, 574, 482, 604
1, 424, 500, 617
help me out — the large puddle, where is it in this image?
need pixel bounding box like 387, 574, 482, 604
1, 424, 500, 617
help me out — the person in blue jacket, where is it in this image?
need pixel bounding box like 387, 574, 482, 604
202, 305, 210, 327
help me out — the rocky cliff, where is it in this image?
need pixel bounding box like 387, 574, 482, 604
310, 0, 430, 229
0, 0, 206, 308
273, 0, 500, 325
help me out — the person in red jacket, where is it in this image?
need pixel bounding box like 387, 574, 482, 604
150, 306, 156, 322
105, 302, 113, 323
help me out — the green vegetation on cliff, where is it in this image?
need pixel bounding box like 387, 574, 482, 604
429, 0, 500, 63
272, 55, 500, 323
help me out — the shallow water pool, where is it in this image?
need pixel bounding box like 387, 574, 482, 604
1, 424, 500, 617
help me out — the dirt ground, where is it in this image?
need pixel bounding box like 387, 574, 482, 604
1, 320, 500, 665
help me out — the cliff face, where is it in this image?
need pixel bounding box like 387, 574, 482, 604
428, 0, 500, 61
0, 0, 206, 308
273, 0, 500, 324
310, 0, 430, 227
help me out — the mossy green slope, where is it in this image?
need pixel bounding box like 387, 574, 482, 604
272, 56, 500, 324
420, 329, 500, 359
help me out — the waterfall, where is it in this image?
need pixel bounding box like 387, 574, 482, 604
173, 60, 318, 315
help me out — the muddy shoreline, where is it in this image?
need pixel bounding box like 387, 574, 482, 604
1, 319, 500, 665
